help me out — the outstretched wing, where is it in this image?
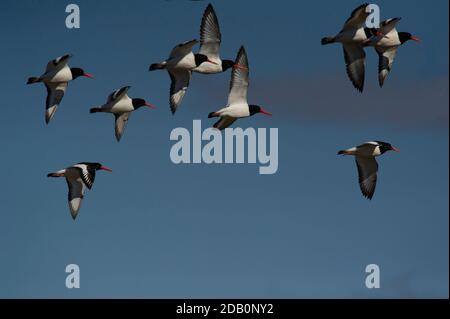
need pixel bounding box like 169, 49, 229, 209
169, 39, 198, 59
198, 4, 221, 59
376, 46, 398, 87
213, 116, 236, 130
355, 156, 378, 200
73, 164, 96, 190
107, 86, 130, 104
379, 17, 402, 36
343, 44, 366, 92
66, 178, 85, 220
45, 54, 72, 73
227, 46, 249, 106
168, 68, 191, 114
342, 3, 369, 31
45, 82, 68, 124
114, 112, 130, 142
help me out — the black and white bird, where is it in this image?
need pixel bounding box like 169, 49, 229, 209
149, 39, 217, 114
321, 4, 382, 92
90, 86, 156, 142
47, 162, 112, 220
27, 54, 94, 124
193, 3, 245, 74
364, 18, 420, 87
208, 46, 272, 130
338, 141, 400, 200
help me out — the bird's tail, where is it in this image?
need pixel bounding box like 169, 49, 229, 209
338, 150, 353, 155
208, 112, 219, 118
89, 107, 103, 113
27, 77, 41, 84
47, 172, 63, 177
149, 63, 166, 71
321, 37, 335, 45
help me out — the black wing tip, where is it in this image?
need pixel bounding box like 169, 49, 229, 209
45, 114, 52, 124
349, 3, 370, 16
205, 3, 215, 13
362, 191, 374, 200
347, 74, 364, 93
235, 46, 247, 63
357, 3, 370, 10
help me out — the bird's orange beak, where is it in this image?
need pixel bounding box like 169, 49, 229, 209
391, 146, 400, 152
83, 72, 95, 79
145, 102, 157, 109
411, 36, 421, 42
100, 166, 113, 172
260, 108, 272, 116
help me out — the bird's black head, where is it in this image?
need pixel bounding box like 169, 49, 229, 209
80, 162, 113, 172
70, 68, 94, 80
376, 141, 400, 154
222, 60, 235, 71
132, 98, 156, 110
194, 54, 215, 67
398, 32, 420, 44
249, 104, 272, 117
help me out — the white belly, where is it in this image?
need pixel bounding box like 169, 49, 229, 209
221, 104, 250, 118
167, 53, 195, 70
374, 32, 401, 47
336, 28, 367, 43
44, 66, 72, 83
103, 98, 133, 113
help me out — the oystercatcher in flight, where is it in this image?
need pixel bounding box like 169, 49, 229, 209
27, 54, 94, 124
47, 162, 112, 219
193, 3, 245, 74
208, 46, 272, 130
90, 86, 156, 142
338, 141, 400, 200
149, 39, 217, 114
364, 17, 420, 87
321, 4, 382, 92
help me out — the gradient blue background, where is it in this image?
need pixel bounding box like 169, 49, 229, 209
0, 0, 448, 298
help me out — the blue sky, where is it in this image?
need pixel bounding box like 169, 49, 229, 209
0, 0, 448, 298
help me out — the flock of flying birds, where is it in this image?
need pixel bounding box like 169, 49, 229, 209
322, 3, 420, 92
26, 3, 417, 219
